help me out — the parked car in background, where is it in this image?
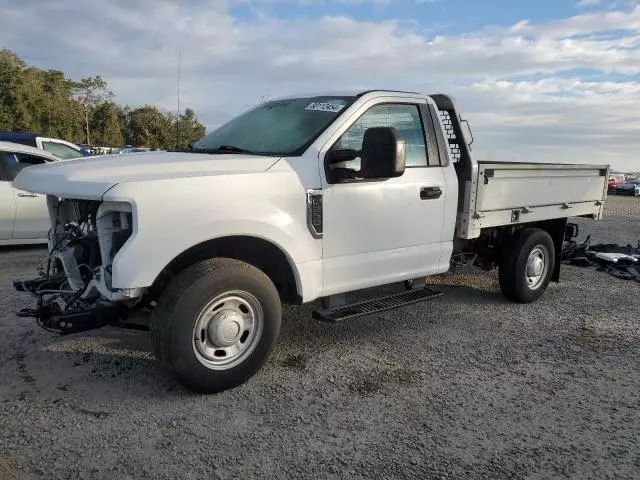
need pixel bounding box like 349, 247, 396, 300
78, 144, 106, 156
614, 179, 640, 196
0, 141, 58, 245
118, 146, 153, 154
608, 173, 626, 192
0, 132, 90, 160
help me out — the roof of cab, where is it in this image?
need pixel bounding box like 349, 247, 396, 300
270, 89, 425, 101
0, 131, 40, 141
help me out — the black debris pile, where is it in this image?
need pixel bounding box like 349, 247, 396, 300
563, 235, 640, 282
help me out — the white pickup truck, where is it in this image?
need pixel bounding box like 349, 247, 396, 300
12, 90, 608, 393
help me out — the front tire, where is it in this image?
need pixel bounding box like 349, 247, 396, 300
499, 228, 555, 303
151, 258, 282, 393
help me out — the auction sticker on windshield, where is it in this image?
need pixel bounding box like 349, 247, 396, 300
305, 102, 345, 113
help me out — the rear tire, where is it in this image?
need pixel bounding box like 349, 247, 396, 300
499, 228, 555, 303
151, 258, 281, 393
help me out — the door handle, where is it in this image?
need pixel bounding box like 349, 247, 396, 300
17, 192, 40, 198
420, 186, 442, 200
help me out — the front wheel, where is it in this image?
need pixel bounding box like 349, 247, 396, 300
151, 258, 282, 393
498, 228, 556, 303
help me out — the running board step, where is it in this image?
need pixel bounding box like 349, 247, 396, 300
313, 287, 442, 323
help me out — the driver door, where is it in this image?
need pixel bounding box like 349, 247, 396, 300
0, 153, 15, 240
2, 152, 50, 240
320, 100, 448, 296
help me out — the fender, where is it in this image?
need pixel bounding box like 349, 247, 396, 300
104, 174, 323, 301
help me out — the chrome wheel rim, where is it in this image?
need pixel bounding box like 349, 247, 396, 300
192, 291, 263, 370
526, 246, 548, 290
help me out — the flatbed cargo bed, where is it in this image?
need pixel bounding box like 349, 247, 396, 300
456, 161, 608, 238
429, 94, 609, 240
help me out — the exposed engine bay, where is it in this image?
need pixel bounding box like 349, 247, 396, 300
14, 197, 140, 334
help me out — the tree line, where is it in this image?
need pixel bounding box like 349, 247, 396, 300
0, 49, 206, 149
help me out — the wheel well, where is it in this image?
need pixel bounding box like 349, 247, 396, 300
501, 219, 567, 282
463, 218, 568, 282
147, 236, 301, 305
532, 218, 568, 282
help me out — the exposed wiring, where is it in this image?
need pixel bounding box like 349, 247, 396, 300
23, 199, 110, 325
66, 263, 95, 278
95, 212, 113, 223
36, 289, 76, 294
37, 254, 52, 271
22, 281, 39, 299
46, 199, 62, 277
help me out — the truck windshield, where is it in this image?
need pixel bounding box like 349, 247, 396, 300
192, 96, 356, 156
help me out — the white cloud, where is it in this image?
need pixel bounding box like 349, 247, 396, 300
578, 0, 603, 7
464, 78, 640, 165
1, 0, 639, 170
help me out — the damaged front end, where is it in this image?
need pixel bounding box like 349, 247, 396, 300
14, 196, 143, 334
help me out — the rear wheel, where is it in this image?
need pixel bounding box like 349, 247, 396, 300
499, 228, 555, 303
151, 258, 282, 393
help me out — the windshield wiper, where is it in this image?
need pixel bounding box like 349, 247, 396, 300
191, 145, 257, 155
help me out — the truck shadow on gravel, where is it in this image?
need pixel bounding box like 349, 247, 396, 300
34, 281, 510, 400
427, 284, 507, 305
38, 328, 180, 397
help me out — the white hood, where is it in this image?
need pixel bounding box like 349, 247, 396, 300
13, 151, 280, 199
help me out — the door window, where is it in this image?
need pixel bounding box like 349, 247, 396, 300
0, 153, 10, 181
1, 152, 48, 181
42, 141, 83, 160
327, 103, 428, 182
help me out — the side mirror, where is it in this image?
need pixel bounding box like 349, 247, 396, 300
360, 127, 406, 179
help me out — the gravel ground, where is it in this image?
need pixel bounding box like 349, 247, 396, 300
1, 196, 639, 480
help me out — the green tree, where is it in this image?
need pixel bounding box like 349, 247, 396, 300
0, 50, 204, 151
72, 76, 112, 145
0, 50, 33, 132
91, 102, 125, 146
126, 105, 174, 149
43, 70, 82, 141
172, 108, 206, 149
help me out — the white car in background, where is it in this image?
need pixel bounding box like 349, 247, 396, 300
0, 132, 90, 159
0, 141, 59, 246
